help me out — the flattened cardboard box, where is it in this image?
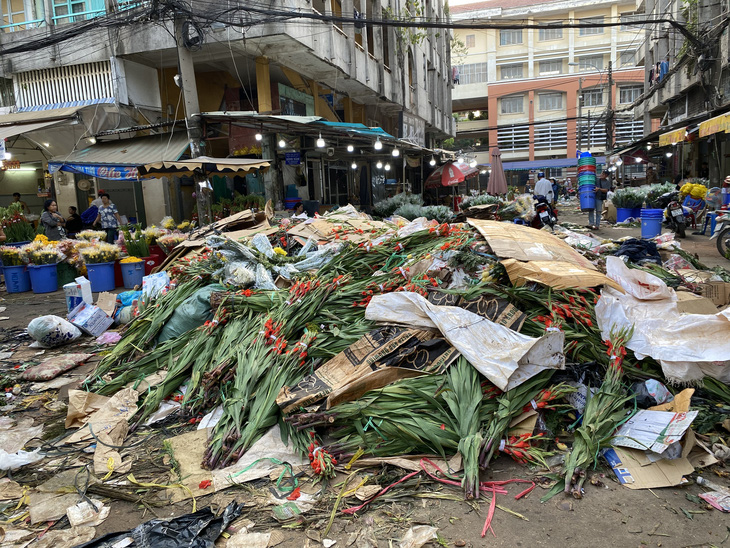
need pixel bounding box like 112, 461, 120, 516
698, 281, 730, 306
276, 327, 459, 414
467, 218, 596, 271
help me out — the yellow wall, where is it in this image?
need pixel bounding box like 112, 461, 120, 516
159, 68, 241, 115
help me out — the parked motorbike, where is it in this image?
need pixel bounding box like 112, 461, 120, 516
533, 195, 558, 230
711, 211, 730, 259
655, 191, 687, 238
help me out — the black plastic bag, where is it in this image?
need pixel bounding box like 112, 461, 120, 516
75, 501, 243, 548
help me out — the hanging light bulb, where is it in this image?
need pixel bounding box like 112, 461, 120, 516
384, 163, 391, 171
647, 144, 652, 150
374, 137, 383, 150
429, 156, 436, 166
635, 157, 642, 163
376, 160, 383, 169
278, 138, 286, 148
351, 161, 357, 170
88, 137, 96, 145
666, 151, 673, 158
255, 132, 263, 141
316, 133, 325, 148
480, 169, 487, 174
347, 144, 354, 152
615, 159, 623, 166
469, 159, 477, 168
392, 147, 400, 157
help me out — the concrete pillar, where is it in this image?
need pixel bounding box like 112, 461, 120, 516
527, 18, 534, 78
528, 90, 535, 161
255, 56, 272, 114
568, 11, 575, 69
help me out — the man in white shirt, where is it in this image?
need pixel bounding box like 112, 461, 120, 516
534, 172, 554, 203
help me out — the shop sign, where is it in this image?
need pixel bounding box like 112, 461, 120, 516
285, 152, 301, 165
658, 128, 686, 147
48, 162, 139, 180
399, 111, 425, 147
699, 115, 727, 138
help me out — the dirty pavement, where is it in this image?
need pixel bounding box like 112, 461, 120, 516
1, 198, 730, 548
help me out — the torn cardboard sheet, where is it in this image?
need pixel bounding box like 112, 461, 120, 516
364, 292, 565, 390
278, 326, 459, 414
596, 256, 730, 384
64, 388, 138, 475
602, 446, 695, 489
0, 418, 43, 454
501, 259, 623, 291
354, 453, 462, 474
467, 218, 596, 271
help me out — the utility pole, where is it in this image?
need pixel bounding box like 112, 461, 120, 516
174, 14, 211, 224
175, 16, 202, 158
578, 78, 583, 152
605, 60, 613, 154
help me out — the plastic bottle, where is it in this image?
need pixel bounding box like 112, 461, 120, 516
696, 476, 730, 496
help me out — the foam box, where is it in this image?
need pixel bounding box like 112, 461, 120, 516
63, 276, 93, 313
68, 302, 114, 337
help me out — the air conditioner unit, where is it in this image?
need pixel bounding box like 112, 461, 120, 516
327, 147, 335, 157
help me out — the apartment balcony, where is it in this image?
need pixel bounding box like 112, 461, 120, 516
456, 118, 490, 137
452, 82, 488, 111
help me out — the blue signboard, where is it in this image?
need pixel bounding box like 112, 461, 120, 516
285, 152, 301, 165
48, 162, 140, 181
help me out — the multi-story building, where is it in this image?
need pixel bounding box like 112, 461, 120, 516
638, 0, 730, 184
0, 0, 453, 221
450, 0, 645, 186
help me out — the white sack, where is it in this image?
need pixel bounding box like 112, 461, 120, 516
596, 256, 730, 384
365, 292, 564, 390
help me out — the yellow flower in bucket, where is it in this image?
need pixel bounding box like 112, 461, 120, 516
120, 256, 144, 264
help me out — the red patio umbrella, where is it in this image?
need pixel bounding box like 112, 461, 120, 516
424, 161, 479, 188
486, 146, 508, 195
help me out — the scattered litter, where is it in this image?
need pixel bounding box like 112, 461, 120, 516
398, 526, 438, 548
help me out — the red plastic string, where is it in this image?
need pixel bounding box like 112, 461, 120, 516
341, 470, 420, 515
481, 485, 497, 538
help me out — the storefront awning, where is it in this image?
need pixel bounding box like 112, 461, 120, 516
486, 157, 607, 171
312, 121, 394, 140
48, 133, 191, 180
699, 115, 727, 138
139, 157, 270, 178
0, 106, 88, 140
659, 127, 687, 146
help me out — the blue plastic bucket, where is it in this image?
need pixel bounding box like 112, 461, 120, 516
3, 265, 31, 293
579, 186, 596, 209
121, 260, 144, 289
28, 264, 58, 294
640, 208, 664, 239
86, 261, 116, 292
616, 208, 633, 223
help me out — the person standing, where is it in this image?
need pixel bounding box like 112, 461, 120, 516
590, 171, 611, 229
93, 192, 122, 243
12, 193, 31, 214
534, 172, 554, 203
40, 200, 67, 240
66, 206, 83, 234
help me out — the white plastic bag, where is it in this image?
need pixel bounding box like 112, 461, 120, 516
605, 256, 675, 301
27, 316, 82, 347
365, 292, 564, 390
0, 448, 44, 470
